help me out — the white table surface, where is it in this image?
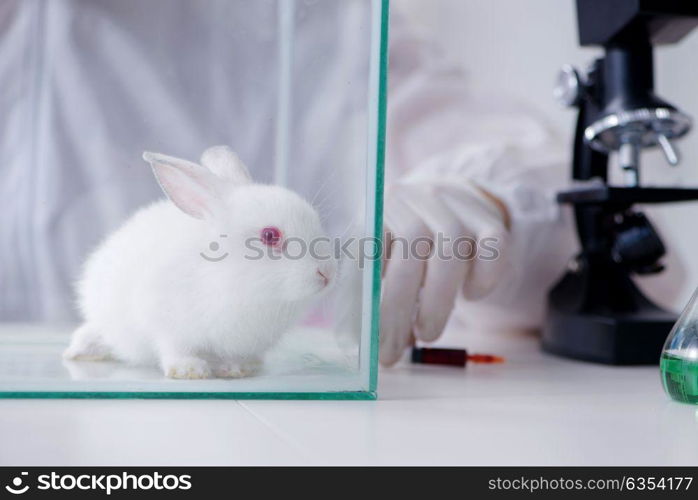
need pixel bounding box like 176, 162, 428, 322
0, 325, 696, 466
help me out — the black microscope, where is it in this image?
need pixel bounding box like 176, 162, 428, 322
544, 0, 698, 364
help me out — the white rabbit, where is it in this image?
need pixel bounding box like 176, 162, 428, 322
64, 146, 337, 379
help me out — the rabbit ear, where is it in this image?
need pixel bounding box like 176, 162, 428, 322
143, 151, 223, 220
200, 145, 252, 185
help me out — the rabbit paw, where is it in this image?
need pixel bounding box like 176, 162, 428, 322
214, 359, 260, 379
163, 357, 212, 379
63, 324, 112, 361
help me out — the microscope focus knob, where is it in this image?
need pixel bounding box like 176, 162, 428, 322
553, 64, 582, 107
611, 212, 666, 275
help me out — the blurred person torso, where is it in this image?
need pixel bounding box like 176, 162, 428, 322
1, 0, 373, 321
1, 0, 574, 343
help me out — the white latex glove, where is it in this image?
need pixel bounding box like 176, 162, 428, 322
379, 176, 511, 366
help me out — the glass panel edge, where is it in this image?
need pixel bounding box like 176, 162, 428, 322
0, 391, 377, 401
368, 0, 389, 394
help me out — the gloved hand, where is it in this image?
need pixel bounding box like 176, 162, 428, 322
379, 175, 511, 366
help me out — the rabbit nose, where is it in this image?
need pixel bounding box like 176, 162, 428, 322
317, 268, 330, 287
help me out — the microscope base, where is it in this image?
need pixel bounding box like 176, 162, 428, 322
542, 308, 675, 365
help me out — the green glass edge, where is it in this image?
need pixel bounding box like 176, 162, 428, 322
0, 0, 388, 402
368, 0, 389, 394
0, 391, 376, 400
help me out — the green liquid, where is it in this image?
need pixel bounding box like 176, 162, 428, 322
660, 352, 698, 404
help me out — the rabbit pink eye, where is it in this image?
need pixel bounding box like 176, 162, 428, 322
260, 226, 282, 247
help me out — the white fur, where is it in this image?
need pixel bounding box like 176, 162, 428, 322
65, 146, 337, 379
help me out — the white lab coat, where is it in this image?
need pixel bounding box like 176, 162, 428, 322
0, 0, 575, 333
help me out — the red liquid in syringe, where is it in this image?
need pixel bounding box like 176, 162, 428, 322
411, 347, 505, 367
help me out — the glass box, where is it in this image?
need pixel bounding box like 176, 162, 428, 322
0, 0, 388, 399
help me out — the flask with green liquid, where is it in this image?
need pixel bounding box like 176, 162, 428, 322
660, 289, 698, 404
